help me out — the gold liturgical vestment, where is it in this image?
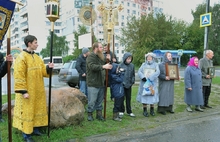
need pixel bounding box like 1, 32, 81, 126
13, 51, 49, 134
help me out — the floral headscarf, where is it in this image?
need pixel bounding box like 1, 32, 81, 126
187, 56, 198, 68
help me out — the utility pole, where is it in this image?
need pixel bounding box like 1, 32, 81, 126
203, 0, 210, 57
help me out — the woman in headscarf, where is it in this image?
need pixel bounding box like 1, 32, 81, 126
157, 52, 175, 115
184, 57, 204, 112
136, 52, 160, 117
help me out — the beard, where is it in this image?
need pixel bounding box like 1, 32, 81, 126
97, 50, 104, 61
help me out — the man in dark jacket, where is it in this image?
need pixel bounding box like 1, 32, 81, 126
0, 53, 13, 122
103, 43, 118, 64
86, 42, 112, 121
76, 47, 90, 97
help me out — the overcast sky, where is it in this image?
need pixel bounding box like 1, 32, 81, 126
161, 0, 220, 23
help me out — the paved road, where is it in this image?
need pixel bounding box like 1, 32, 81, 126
82, 112, 220, 142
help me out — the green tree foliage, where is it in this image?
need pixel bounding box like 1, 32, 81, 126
209, 4, 220, 65
119, 13, 187, 66
40, 33, 69, 58
72, 25, 88, 60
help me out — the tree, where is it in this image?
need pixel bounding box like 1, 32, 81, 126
40, 33, 69, 58
209, 4, 220, 65
119, 13, 187, 66
72, 25, 88, 60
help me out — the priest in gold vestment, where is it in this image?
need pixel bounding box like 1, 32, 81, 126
13, 35, 54, 142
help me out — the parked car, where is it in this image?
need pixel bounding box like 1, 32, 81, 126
58, 60, 79, 87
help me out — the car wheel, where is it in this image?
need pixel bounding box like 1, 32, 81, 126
68, 82, 76, 87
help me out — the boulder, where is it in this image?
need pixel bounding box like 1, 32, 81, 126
2, 87, 87, 128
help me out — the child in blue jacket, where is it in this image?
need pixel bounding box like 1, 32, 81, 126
109, 63, 125, 121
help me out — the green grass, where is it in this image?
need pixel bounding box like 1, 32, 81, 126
1, 80, 220, 141
212, 76, 220, 85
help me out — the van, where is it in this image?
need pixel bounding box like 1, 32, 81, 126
43, 56, 63, 73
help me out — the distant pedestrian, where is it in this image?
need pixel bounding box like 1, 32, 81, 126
158, 52, 175, 115
76, 47, 90, 97
184, 57, 204, 112
120, 52, 135, 117
86, 42, 112, 121
0, 53, 13, 123
199, 50, 214, 109
136, 53, 160, 117
103, 43, 118, 64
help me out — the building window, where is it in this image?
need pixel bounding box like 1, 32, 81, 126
54, 30, 60, 33
133, 3, 136, 7
116, 50, 119, 54
127, 9, 130, 14
132, 10, 136, 15
122, 15, 124, 20
122, 50, 124, 54
148, 7, 151, 11
127, 2, 130, 6
121, 22, 124, 26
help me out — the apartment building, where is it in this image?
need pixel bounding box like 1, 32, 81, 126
1, 0, 163, 61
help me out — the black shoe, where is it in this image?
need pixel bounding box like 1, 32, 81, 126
160, 112, 166, 115
200, 106, 206, 109
169, 111, 175, 114
97, 116, 105, 121
87, 115, 94, 121
24, 137, 34, 142
143, 111, 149, 117
205, 105, 212, 108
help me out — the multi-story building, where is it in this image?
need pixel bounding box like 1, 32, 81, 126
1, 0, 163, 61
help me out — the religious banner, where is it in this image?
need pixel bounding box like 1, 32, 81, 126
0, 0, 15, 48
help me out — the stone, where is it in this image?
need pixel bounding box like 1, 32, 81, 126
2, 87, 87, 128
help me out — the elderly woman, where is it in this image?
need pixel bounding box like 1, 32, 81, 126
136, 52, 160, 117
158, 52, 175, 115
184, 57, 204, 112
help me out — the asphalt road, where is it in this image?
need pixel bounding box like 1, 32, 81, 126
82, 112, 220, 142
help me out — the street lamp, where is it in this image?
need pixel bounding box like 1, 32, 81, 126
45, 0, 59, 137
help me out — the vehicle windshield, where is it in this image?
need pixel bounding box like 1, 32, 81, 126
54, 58, 62, 63
62, 63, 71, 69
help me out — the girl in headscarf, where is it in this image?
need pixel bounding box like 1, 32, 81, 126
136, 52, 160, 117
184, 57, 204, 112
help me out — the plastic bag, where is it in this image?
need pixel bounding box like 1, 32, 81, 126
142, 79, 155, 96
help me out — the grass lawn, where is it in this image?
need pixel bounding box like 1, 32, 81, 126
1, 79, 220, 141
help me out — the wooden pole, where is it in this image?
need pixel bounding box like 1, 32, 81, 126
6, 27, 12, 142
90, 1, 93, 46
104, 29, 112, 119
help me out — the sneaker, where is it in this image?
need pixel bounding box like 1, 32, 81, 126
128, 113, 135, 117
186, 106, 193, 112
119, 112, 124, 116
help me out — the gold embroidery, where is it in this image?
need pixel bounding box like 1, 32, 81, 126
0, 6, 13, 37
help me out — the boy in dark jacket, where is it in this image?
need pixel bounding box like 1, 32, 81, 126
109, 63, 125, 121
120, 52, 135, 117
